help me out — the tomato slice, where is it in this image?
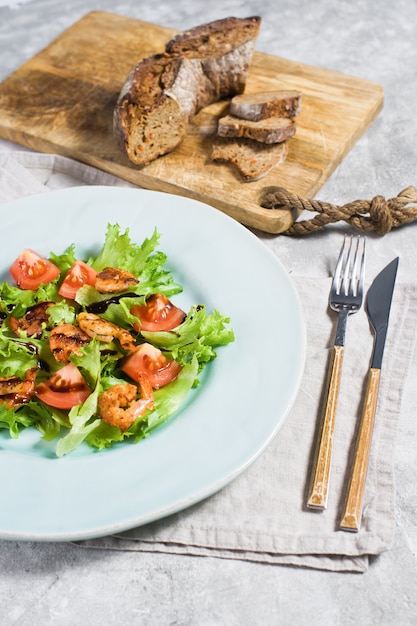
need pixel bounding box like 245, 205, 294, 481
59, 260, 98, 299
131, 293, 186, 332
10, 249, 61, 290
121, 342, 182, 389
35, 363, 91, 409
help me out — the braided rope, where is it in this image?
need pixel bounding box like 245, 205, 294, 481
261, 186, 417, 235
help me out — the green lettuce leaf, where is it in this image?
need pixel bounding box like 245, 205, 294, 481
0, 328, 38, 378
55, 388, 101, 458
0, 400, 68, 440
0, 403, 38, 438
0, 279, 61, 318
47, 301, 76, 326
86, 224, 182, 297
70, 339, 102, 389
90, 224, 159, 273
141, 305, 234, 370
138, 353, 199, 437
49, 243, 78, 274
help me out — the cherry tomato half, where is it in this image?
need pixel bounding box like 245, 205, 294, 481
35, 363, 91, 409
131, 293, 186, 332
59, 260, 98, 299
121, 342, 182, 389
10, 249, 61, 290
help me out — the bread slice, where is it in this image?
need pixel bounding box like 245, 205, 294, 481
114, 16, 261, 166
211, 136, 288, 181
217, 114, 296, 144
229, 90, 302, 121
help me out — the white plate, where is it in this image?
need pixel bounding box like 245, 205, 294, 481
0, 186, 305, 540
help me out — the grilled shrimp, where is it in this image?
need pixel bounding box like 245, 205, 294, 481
9, 301, 54, 338
0, 366, 37, 407
49, 324, 91, 363
95, 267, 138, 294
98, 380, 154, 430
77, 312, 136, 351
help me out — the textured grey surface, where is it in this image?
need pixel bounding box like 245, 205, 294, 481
1, 1, 417, 624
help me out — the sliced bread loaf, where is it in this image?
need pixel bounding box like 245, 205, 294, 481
217, 114, 296, 143
229, 90, 302, 121
114, 16, 261, 166
211, 136, 288, 181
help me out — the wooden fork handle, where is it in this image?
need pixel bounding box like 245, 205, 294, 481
340, 367, 381, 532
307, 344, 344, 510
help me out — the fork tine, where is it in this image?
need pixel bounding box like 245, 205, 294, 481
348, 238, 359, 297
340, 236, 353, 296
333, 235, 348, 294
356, 237, 366, 299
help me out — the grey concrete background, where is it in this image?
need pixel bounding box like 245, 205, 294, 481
1, 1, 417, 624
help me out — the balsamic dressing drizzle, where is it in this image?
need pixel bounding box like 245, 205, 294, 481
86, 292, 139, 314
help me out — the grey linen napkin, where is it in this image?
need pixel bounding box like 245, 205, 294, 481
1, 151, 415, 572
0, 150, 134, 202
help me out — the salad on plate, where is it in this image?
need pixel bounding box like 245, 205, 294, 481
0, 224, 234, 457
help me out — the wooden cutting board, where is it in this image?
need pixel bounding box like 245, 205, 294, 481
0, 11, 384, 233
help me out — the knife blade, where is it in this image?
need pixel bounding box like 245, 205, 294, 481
340, 257, 399, 532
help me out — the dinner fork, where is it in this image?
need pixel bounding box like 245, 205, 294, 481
307, 235, 366, 510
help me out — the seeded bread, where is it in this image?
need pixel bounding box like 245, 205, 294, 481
211, 136, 288, 181
217, 114, 296, 144
229, 90, 302, 121
114, 16, 261, 166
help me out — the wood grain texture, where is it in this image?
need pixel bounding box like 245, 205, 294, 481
339, 367, 381, 532
0, 11, 384, 233
307, 344, 344, 510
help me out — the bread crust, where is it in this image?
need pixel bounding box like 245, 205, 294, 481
229, 90, 302, 121
165, 16, 261, 58
114, 16, 261, 166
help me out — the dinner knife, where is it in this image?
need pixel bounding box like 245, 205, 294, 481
339, 257, 399, 532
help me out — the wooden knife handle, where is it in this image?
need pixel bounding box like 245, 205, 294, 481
307, 344, 344, 509
339, 367, 381, 532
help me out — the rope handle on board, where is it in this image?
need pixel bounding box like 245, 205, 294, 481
261, 186, 417, 235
